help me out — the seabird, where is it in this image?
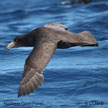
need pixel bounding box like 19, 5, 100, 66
60, 0, 91, 5
6, 22, 98, 97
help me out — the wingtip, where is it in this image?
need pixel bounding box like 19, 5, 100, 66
95, 42, 99, 47
17, 92, 29, 98
17, 89, 22, 98
17, 90, 27, 98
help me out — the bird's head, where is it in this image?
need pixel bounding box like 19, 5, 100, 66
6, 36, 26, 50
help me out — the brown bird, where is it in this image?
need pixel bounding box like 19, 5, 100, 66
6, 22, 98, 97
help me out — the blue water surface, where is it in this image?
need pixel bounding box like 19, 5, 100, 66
0, 0, 108, 108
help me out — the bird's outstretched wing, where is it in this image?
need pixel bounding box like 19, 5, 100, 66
18, 42, 57, 97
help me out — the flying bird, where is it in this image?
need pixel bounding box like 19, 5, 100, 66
6, 22, 98, 97
60, 0, 91, 5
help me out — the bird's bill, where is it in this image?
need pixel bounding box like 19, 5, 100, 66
6, 41, 15, 50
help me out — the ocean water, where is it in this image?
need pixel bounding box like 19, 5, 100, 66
0, 0, 108, 108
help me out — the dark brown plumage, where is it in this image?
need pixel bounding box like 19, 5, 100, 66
6, 22, 98, 97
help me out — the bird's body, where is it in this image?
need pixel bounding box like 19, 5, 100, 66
12, 26, 97, 48
6, 22, 98, 97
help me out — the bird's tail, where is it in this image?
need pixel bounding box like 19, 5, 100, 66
78, 31, 98, 47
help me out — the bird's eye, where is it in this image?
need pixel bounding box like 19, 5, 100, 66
65, 27, 68, 30
14, 38, 18, 42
